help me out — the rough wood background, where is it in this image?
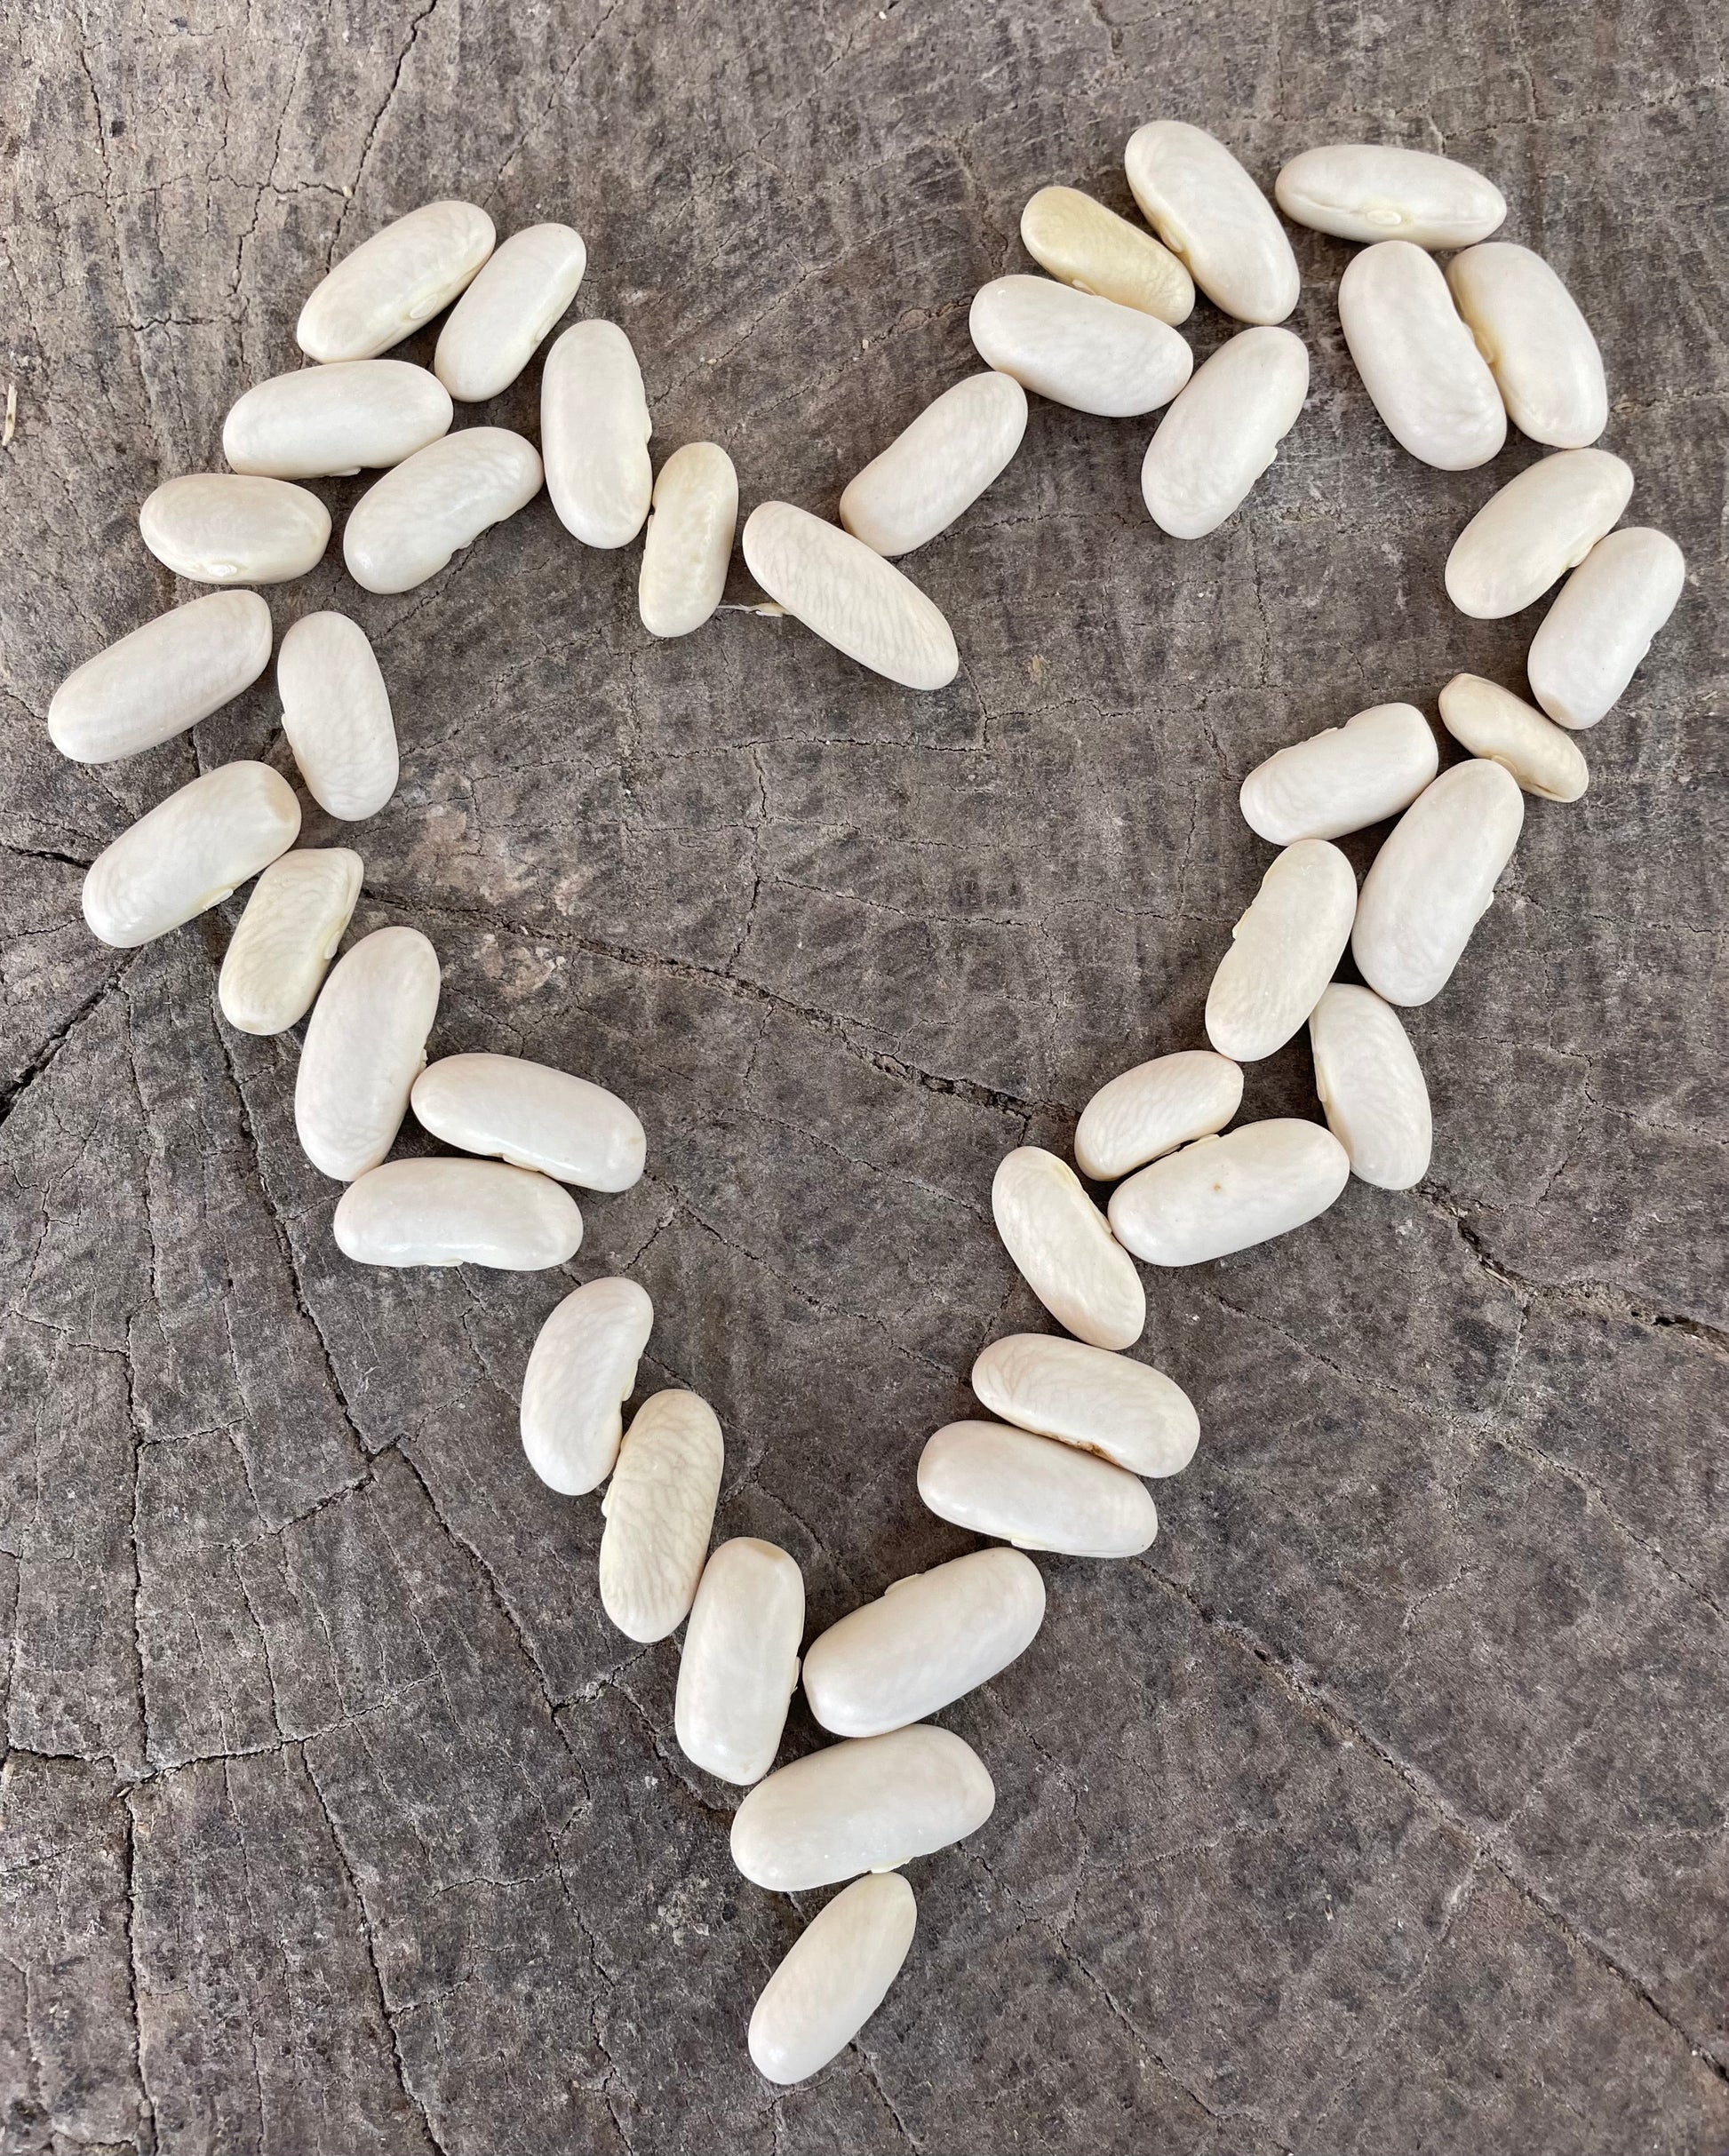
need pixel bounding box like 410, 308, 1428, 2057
3, 2, 1727, 2151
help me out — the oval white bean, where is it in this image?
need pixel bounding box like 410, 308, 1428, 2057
1308, 983, 1432, 1190
1526, 527, 1686, 730
47, 591, 273, 764
433, 221, 587, 402
296, 200, 495, 363
1239, 702, 1438, 845
917, 1420, 1158, 1558
277, 612, 399, 821
748, 1874, 917, 2087
729, 1724, 994, 1893
1019, 184, 1195, 324
742, 502, 959, 692
519, 1276, 654, 1496
675, 1538, 805, 1786
139, 473, 330, 585
410, 1051, 646, 1191
991, 1146, 1145, 1351
1142, 326, 1308, 538
218, 847, 363, 1037
1074, 1049, 1243, 1182
1446, 242, 1607, 449
83, 762, 301, 950
343, 426, 543, 594
968, 275, 1192, 418
1124, 119, 1299, 325
638, 442, 738, 637
1438, 673, 1589, 802
1204, 839, 1358, 1062
542, 319, 653, 548
1445, 449, 1632, 620
971, 1333, 1199, 1477
1274, 143, 1506, 248
802, 1549, 1045, 1739
294, 925, 441, 1181
222, 361, 453, 478
1338, 241, 1506, 470
1351, 760, 1525, 1005
598, 1388, 725, 1643
839, 372, 1027, 558
1108, 1120, 1351, 1267
332, 1158, 583, 1269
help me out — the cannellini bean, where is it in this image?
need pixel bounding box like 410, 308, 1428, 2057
1438, 673, 1589, 802
343, 426, 543, 594
1274, 143, 1506, 248
332, 1158, 583, 1269
1141, 326, 1308, 538
277, 612, 399, 821
83, 762, 300, 950
1446, 243, 1608, 449
991, 1146, 1145, 1351
1351, 760, 1525, 1005
748, 1874, 917, 2087
838, 372, 1028, 558
1108, 1120, 1351, 1266
519, 1276, 654, 1495
296, 200, 495, 362
218, 847, 363, 1036
139, 473, 330, 585
1204, 839, 1358, 1063
971, 1333, 1199, 1476
1074, 1049, 1243, 1181
1526, 527, 1685, 730
638, 442, 738, 636
1239, 702, 1438, 844
742, 502, 959, 692
729, 1723, 994, 1893
1338, 241, 1506, 470
802, 1549, 1045, 1739
222, 361, 453, 478
433, 221, 588, 402
47, 591, 272, 764
968, 275, 1192, 418
1445, 449, 1632, 619
675, 1539, 805, 1785
542, 320, 653, 548
1123, 120, 1299, 325
1019, 185, 1195, 324
410, 1052, 645, 1190
598, 1388, 725, 1643
294, 925, 441, 1181
1308, 984, 1432, 1190
917, 1420, 1157, 1558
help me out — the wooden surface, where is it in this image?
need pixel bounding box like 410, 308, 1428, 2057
3, 3, 1727, 2151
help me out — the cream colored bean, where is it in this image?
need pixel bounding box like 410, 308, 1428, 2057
639, 443, 738, 636
277, 612, 399, 821
598, 1389, 725, 1643
1526, 527, 1686, 729
747, 1874, 917, 2087
729, 1724, 994, 1893
543, 320, 653, 548
519, 1277, 654, 1496
1445, 449, 1632, 620
839, 372, 1027, 558
968, 275, 1192, 418
1308, 984, 1432, 1190
139, 474, 330, 585
332, 1158, 583, 1269
83, 762, 300, 950
1109, 1120, 1351, 1267
675, 1539, 805, 1786
971, 1333, 1199, 1477
434, 222, 588, 402
1073, 1049, 1243, 1181
1274, 143, 1505, 248
47, 591, 273, 764
1351, 760, 1525, 1005
343, 427, 543, 594
1438, 674, 1589, 802
1446, 242, 1608, 449
917, 1420, 1158, 1558
294, 925, 441, 1181
742, 503, 959, 692
1204, 839, 1357, 1062
1239, 702, 1438, 845
1142, 326, 1308, 538
218, 848, 363, 1037
1338, 241, 1506, 470
296, 201, 495, 362
410, 1052, 645, 1191
222, 361, 453, 478
1018, 185, 1195, 324
991, 1146, 1145, 1351
1124, 120, 1299, 324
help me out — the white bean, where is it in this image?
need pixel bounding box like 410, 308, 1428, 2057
296, 201, 495, 363
47, 591, 272, 764
218, 847, 363, 1037
1308, 983, 1432, 1190
222, 361, 453, 478
332, 1158, 583, 1269
1109, 1119, 1350, 1266
1338, 240, 1506, 470
410, 1051, 645, 1191
1446, 242, 1608, 449
294, 925, 441, 1181
742, 502, 959, 691
991, 1146, 1145, 1351
1073, 1049, 1243, 1182
839, 372, 1027, 558
83, 762, 300, 950
542, 319, 653, 548
747, 1874, 917, 2087
343, 426, 543, 594
675, 1538, 805, 1786
1142, 325, 1308, 538
277, 612, 399, 821
1239, 702, 1438, 844
139, 473, 330, 585
1438, 674, 1589, 803
520, 1277, 654, 1496
598, 1388, 725, 1643
1526, 527, 1685, 730
1204, 839, 1358, 1062
638, 442, 738, 637
917, 1420, 1157, 1558
1445, 449, 1632, 619
1124, 120, 1299, 325
968, 275, 1192, 418
1274, 143, 1505, 248
433, 222, 588, 402
1351, 760, 1525, 1005
1019, 185, 1195, 324
971, 1333, 1199, 1476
